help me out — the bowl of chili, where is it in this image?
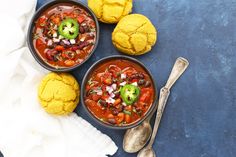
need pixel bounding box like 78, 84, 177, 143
27, 0, 99, 72
81, 55, 158, 129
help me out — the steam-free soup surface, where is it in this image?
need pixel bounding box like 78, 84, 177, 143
84, 59, 155, 126
33, 3, 96, 68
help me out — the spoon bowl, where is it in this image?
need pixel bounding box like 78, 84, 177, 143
137, 147, 156, 157
123, 120, 152, 153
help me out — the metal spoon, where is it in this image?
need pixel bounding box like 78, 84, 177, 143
123, 57, 189, 154
137, 57, 189, 157
123, 111, 154, 153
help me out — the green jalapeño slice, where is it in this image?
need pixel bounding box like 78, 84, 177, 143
58, 18, 79, 39
121, 84, 140, 105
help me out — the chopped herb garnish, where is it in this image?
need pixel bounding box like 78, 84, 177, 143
88, 78, 93, 85
98, 99, 102, 105
90, 28, 96, 32
40, 23, 45, 27
33, 33, 39, 39
116, 71, 121, 76
123, 110, 131, 115
89, 89, 96, 94
137, 110, 142, 117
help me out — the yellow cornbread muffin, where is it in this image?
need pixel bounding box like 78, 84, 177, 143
38, 72, 80, 115
112, 14, 157, 55
88, 0, 132, 23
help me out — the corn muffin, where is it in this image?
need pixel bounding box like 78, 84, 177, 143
112, 14, 157, 55
88, 0, 133, 23
38, 72, 80, 115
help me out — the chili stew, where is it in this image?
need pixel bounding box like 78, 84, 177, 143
32, 3, 97, 68
84, 59, 155, 126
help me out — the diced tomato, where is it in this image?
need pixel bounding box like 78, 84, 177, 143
77, 16, 85, 23
91, 94, 101, 101
86, 85, 91, 91
108, 114, 114, 119
131, 79, 138, 83
139, 92, 150, 102
102, 94, 109, 100
52, 17, 60, 25
36, 38, 46, 50
64, 60, 75, 66
101, 85, 106, 91
38, 17, 46, 27
114, 98, 121, 106
116, 113, 125, 124
104, 78, 112, 85
107, 113, 116, 124
101, 72, 112, 85
36, 38, 44, 46
139, 88, 153, 102
125, 105, 132, 111
96, 73, 104, 80
55, 45, 65, 51
61, 52, 67, 58
89, 21, 95, 28
125, 114, 131, 123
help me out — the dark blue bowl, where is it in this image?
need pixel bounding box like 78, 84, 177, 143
81, 55, 158, 129
27, 0, 100, 72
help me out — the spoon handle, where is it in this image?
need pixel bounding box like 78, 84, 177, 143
147, 87, 170, 147
147, 57, 189, 147
165, 57, 189, 90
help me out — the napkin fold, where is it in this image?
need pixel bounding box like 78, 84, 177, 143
0, 0, 117, 157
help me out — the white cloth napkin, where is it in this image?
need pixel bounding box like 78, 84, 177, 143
0, 0, 117, 157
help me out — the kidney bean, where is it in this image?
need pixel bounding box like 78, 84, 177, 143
135, 106, 141, 113
117, 104, 124, 112
114, 92, 120, 98
78, 41, 89, 49
71, 46, 79, 51
86, 33, 95, 40
138, 79, 145, 85
130, 73, 137, 79
53, 55, 59, 62
107, 114, 116, 124
99, 100, 107, 107
130, 73, 140, 81
59, 41, 66, 46
45, 49, 57, 60
83, 25, 90, 32
111, 109, 119, 116
79, 25, 85, 33
138, 73, 144, 79
108, 118, 116, 124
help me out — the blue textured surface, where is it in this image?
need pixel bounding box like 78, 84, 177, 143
2, 0, 236, 157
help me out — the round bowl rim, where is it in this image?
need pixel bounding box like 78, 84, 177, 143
81, 55, 158, 130
27, 0, 100, 72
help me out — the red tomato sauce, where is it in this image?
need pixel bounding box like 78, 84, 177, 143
32, 3, 96, 68
84, 59, 155, 126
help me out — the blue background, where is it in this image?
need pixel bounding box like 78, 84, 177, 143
1, 0, 235, 157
